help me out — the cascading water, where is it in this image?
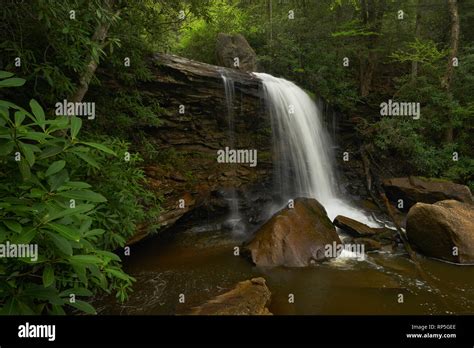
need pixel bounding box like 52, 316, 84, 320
220, 71, 244, 235
255, 72, 376, 226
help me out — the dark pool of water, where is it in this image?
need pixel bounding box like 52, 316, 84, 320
95, 224, 474, 315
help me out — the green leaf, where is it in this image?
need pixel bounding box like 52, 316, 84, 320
46, 160, 66, 177
3, 220, 22, 233
49, 169, 69, 192
62, 181, 92, 189
19, 142, 35, 167
20, 131, 52, 142
0, 100, 24, 110
14, 111, 26, 126
70, 117, 82, 139
47, 232, 73, 256
0, 71, 14, 79
11, 227, 36, 244
39, 146, 64, 159
57, 190, 107, 203
22, 284, 63, 304
69, 255, 103, 265
0, 141, 14, 156
0, 106, 9, 123
96, 250, 121, 262
68, 300, 96, 314
71, 263, 88, 285
106, 268, 131, 281
81, 141, 116, 156
18, 159, 31, 180
46, 204, 94, 222
30, 99, 46, 130
74, 151, 100, 169
0, 77, 25, 88
83, 229, 105, 237
47, 222, 81, 242
42, 265, 55, 287
59, 287, 93, 297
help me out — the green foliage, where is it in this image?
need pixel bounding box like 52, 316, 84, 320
175, 0, 253, 64
73, 137, 162, 249
91, 91, 163, 138
0, 73, 135, 314
0, 0, 120, 104
391, 39, 447, 69
0, 0, 211, 103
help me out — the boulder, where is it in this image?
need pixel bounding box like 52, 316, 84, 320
245, 198, 341, 267
406, 200, 474, 263
216, 33, 257, 72
382, 176, 473, 212
333, 215, 391, 237
189, 277, 272, 315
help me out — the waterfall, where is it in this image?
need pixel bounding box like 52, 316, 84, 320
255, 72, 376, 225
220, 71, 244, 235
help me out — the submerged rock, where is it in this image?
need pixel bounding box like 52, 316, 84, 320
189, 277, 272, 315
383, 176, 473, 212
407, 200, 474, 263
244, 198, 341, 267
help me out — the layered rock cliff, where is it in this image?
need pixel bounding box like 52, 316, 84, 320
123, 54, 273, 243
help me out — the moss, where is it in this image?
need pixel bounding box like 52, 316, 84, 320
414, 176, 452, 183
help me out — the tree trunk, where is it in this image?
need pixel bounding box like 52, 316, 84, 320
70, 0, 116, 103
442, 0, 460, 143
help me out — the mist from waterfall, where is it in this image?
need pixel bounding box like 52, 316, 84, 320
255, 72, 377, 225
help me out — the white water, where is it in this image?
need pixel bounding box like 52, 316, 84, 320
220, 71, 244, 235
255, 72, 377, 227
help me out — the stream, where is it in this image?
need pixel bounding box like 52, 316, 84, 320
96, 216, 474, 315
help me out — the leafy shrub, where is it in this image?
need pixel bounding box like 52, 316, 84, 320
0, 72, 134, 314
70, 136, 162, 250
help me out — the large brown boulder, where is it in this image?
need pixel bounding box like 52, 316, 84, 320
245, 198, 341, 267
382, 176, 473, 212
189, 277, 272, 315
216, 33, 257, 72
406, 200, 474, 263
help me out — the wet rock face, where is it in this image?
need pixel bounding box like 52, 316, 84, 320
383, 176, 473, 212
189, 277, 272, 315
407, 200, 474, 264
117, 53, 272, 244
333, 215, 398, 252
215, 33, 257, 72
333, 215, 391, 237
244, 198, 341, 267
